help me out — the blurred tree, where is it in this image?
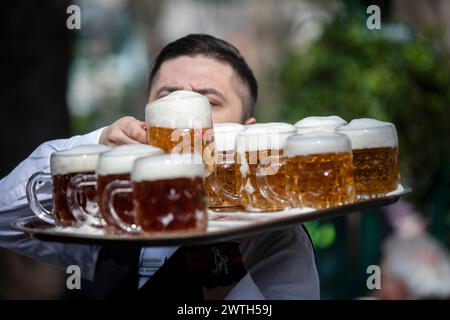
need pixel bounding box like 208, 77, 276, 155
278, 11, 450, 298
393, 0, 450, 51
278, 14, 450, 212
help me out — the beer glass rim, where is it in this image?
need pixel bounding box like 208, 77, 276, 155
96, 146, 164, 176
131, 153, 204, 182
284, 132, 352, 157
51, 145, 111, 158
336, 119, 395, 132
50, 145, 110, 176
213, 122, 246, 133
335, 119, 398, 149
146, 90, 208, 108
145, 91, 213, 129
147, 90, 208, 105
294, 115, 347, 129
99, 144, 163, 158
241, 124, 297, 135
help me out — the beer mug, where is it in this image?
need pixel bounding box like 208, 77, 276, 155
257, 133, 356, 209
294, 116, 347, 134
103, 153, 207, 233
336, 118, 401, 199
204, 123, 245, 209
68, 144, 164, 230
26, 144, 110, 227
233, 123, 296, 212
145, 90, 214, 160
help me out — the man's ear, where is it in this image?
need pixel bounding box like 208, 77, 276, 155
244, 117, 256, 125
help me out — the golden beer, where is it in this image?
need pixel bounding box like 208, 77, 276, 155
95, 144, 163, 231
236, 149, 287, 211
103, 153, 207, 233
336, 119, 401, 199
145, 91, 215, 168
235, 123, 296, 212
204, 123, 245, 208
27, 144, 111, 227
285, 152, 355, 209
282, 133, 356, 209
147, 126, 214, 155
352, 147, 400, 198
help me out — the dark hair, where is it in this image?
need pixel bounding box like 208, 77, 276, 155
149, 34, 258, 121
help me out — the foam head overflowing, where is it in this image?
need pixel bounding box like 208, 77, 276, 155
51, 144, 111, 175
213, 123, 245, 152
246, 122, 297, 134
131, 153, 205, 182
145, 90, 212, 129
237, 123, 297, 152
295, 116, 348, 134
97, 144, 164, 175
284, 133, 352, 157
336, 118, 398, 149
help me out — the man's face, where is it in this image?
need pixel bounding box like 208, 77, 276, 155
148, 55, 256, 125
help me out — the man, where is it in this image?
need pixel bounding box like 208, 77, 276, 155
0, 34, 319, 299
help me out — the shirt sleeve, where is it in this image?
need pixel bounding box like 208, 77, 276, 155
0, 127, 105, 280
225, 225, 320, 300
0, 127, 105, 212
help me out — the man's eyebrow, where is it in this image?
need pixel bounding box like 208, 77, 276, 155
193, 87, 227, 101
155, 86, 183, 96
156, 85, 227, 102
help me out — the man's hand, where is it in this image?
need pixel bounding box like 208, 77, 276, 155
99, 116, 148, 147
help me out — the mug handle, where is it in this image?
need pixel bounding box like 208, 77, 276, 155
207, 165, 242, 205
102, 180, 141, 233
256, 156, 290, 208
26, 172, 54, 224
67, 174, 103, 228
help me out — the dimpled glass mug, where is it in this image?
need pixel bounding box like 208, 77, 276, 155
67, 144, 164, 231
256, 132, 356, 209
102, 153, 208, 233
26, 144, 110, 227
336, 118, 401, 199
210, 123, 297, 212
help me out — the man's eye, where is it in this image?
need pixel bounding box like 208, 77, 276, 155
209, 100, 220, 107
158, 93, 169, 99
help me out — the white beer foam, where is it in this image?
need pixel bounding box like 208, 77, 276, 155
97, 144, 164, 175
336, 118, 398, 149
295, 116, 348, 134
246, 122, 296, 134
284, 133, 352, 157
237, 123, 297, 152
145, 90, 213, 129
132, 153, 205, 182
213, 123, 245, 152
51, 144, 111, 175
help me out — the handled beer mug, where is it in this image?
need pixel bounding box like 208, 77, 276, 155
336, 119, 401, 199
26, 144, 110, 227
67, 144, 164, 230
103, 153, 207, 233
204, 123, 245, 209
232, 123, 296, 212
257, 133, 356, 209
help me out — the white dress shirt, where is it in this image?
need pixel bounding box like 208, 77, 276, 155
0, 128, 320, 299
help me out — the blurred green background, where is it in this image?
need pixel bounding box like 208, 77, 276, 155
276, 5, 450, 298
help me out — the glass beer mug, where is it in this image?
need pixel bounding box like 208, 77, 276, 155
102, 153, 208, 233
67, 144, 164, 230
257, 133, 356, 209
26, 144, 110, 227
